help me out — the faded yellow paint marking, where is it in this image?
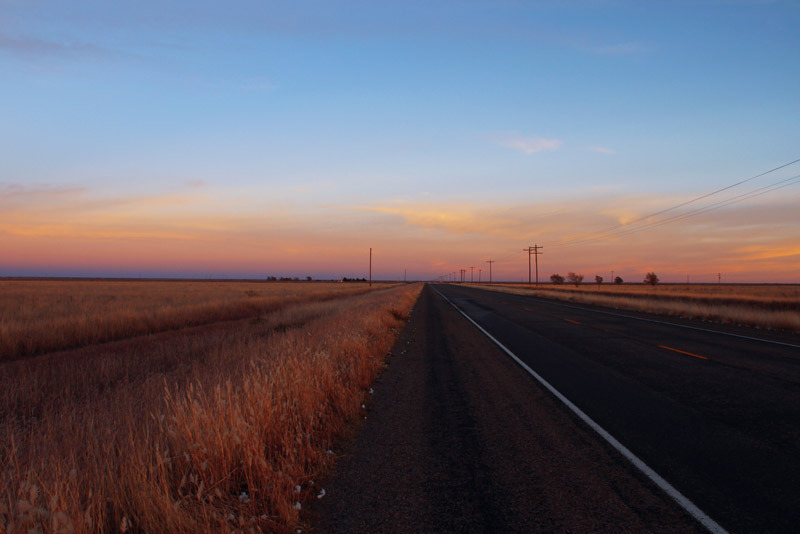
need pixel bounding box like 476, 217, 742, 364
659, 345, 708, 360
564, 318, 581, 325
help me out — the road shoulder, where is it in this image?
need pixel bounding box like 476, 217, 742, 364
306, 284, 704, 533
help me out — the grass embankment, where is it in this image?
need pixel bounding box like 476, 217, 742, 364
0, 282, 422, 533
0, 280, 391, 361
473, 283, 800, 333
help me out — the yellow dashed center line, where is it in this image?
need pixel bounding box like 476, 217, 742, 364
564, 318, 581, 325
659, 345, 708, 360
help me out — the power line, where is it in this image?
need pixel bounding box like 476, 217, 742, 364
496, 249, 525, 264
552, 173, 800, 249
622, 157, 800, 225
548, 159, 800, 249
598, 173, 800, 242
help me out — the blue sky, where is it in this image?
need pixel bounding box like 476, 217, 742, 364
2, 1, 799, 281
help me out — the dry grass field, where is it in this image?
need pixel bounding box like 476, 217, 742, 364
0, 279, 386, 360
0, 280, 422, 533
473, 283, 800, 333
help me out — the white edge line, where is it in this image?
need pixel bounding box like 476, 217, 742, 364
432, 286, 729, 534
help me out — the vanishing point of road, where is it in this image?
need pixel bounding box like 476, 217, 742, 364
311, 283, 800, 533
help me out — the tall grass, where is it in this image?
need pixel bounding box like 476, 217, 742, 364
0, 280, 389, 360
0, 282, 422, 533
474, 283, 800, 333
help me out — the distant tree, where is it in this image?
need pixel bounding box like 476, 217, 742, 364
595, 275, 603, 285
614, 276, 623, 285
644, 272, 660, 286
306, 276, 312, 281
550, 273, 564, 285
567, 272, 584, 287
266, 276, 277, 281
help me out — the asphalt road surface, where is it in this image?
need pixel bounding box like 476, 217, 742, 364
311, 284, 800, 533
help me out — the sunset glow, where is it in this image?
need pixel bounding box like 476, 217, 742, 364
2, 2, 799, 282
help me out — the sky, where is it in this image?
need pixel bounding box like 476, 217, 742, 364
1, 0, 799, 282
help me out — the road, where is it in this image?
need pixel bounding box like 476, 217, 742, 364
311, 284, 800, 533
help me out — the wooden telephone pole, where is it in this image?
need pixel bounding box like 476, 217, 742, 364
486, 260, 495, 283
523, 244, 543, 286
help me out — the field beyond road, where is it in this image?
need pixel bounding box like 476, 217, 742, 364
0, 279, 395, 360
0, 280, 421, 533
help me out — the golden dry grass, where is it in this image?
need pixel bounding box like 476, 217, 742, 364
518, 282, 800, 302
0, 280, 390, 361
0, 281, 422, 533
472, 283, 800, 333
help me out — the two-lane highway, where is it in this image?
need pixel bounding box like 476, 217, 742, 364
435, 283, 800, 533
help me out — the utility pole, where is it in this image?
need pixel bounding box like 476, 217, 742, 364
460, 269, 466, 283
470, 266, 474, 283
525, 247, 531, 284
369, 248, 372, 287
486, 260, 495, 283
478, 269, 482, 283
718, 273, 721, 284
522, 244, 543, 286
523, 245, 544, 285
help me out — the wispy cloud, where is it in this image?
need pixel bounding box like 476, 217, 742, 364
0, 31, 113, 60
0, 184, 86, 213
585, 145, 615, 154
732, 244, 800, 261
0, 183, 206, 216
500, 136, 563, 155
356, 199, 602, 240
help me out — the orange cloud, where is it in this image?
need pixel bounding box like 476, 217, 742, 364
730, 244, 800, 262
2, 183, 799, 282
